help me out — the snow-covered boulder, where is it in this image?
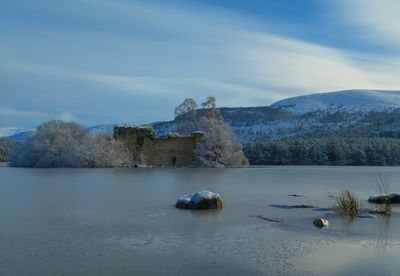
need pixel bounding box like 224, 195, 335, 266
368, 193, 400, 204
175, 190, 223, 209
313, 218, 329, 228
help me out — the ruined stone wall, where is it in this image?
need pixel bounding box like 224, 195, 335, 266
139, 137, 196, 166
114, 126, 203, 166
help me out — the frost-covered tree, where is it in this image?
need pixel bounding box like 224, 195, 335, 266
80, 132, 133, 168
201, 96, 216, 109
194, 116, 249, 167
9, 120, 130, 168
175, 98, 198, 117
175, 97, 248, 167
10, 121, 88, 167
175, 98, 198, 135
0, 140, 17, 162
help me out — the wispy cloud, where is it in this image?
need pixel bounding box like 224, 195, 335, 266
0, 107, 48, 118
334, 0, 400, 48
1, 0, 400, 127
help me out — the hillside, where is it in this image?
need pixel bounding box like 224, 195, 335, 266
3, 89, 400, 144
152, 90, 400, 142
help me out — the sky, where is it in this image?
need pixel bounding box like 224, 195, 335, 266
1, 0, 400, 128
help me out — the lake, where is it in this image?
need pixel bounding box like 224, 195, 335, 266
1, 166, 400, 275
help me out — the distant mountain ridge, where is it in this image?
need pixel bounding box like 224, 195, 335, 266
4, 131, 35, 142
3, 89, 400, 142
0, 127, 33, 139
271, 89, 400, 113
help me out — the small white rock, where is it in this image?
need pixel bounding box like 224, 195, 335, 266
313, 218, 329, 228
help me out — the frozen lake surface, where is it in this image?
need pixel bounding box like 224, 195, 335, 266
1, 166, 400, 275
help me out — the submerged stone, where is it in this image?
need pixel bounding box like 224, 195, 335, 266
270, 204, 316, 209
292, 204, 315, 208
357, 214, 376, 219
176, 190, 223, 210
255, 215, 281, 223
313, 218, 329, 228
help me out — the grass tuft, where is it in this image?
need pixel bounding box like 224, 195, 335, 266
335, 189, 360, 217
376, 174, 391, 216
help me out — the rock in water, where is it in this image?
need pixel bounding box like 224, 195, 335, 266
313, 218, 329, 228
176, 191, 223, 210
368, 193, 400, 204
390, 193, 400, 203
368, 195, 389, 204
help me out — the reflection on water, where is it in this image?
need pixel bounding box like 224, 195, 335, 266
376, 216, 391, 253
1, 166, 400, 275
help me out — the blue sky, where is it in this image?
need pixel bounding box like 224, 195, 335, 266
1, 0, 400, 128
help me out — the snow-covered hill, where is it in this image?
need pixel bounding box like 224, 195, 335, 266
271, 90, 400, 113
87, 124, 116, 134
5, 131, 35, 142
153, 90, 400, 142
0, 127, 33, 138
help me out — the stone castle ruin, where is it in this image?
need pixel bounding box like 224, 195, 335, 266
114, 125, 204, 166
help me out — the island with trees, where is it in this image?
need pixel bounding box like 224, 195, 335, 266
8, 97, 248, 168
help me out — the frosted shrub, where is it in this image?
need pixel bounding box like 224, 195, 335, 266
194, 116, 249, 167
10, 121, 87, 167
9, 120, 130, 168
175, 97, 249, 167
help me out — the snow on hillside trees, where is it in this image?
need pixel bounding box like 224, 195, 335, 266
244, 137, 400, 166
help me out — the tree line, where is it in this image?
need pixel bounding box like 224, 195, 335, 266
0, 140, 17, 162
244, 137, 400, 166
